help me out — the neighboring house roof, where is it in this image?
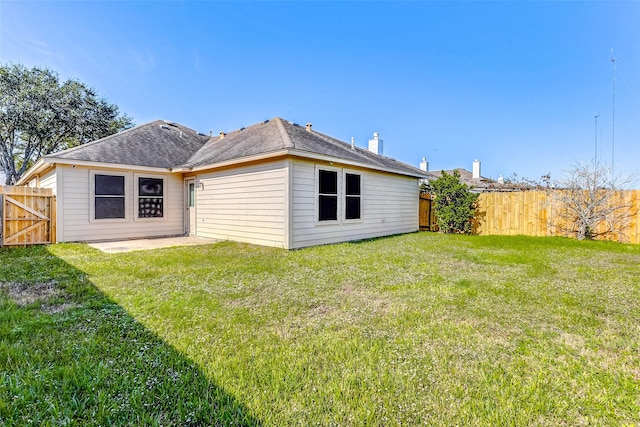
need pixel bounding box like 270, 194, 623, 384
426, 168, 500, 192
24, 117, 426, 180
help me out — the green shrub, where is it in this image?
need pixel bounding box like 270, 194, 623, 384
426, 170, 479, 234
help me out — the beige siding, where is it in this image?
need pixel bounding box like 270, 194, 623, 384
195, 161, 287, 248
291, 160, 419, 249
39, 169, 57, 194
57, 165, 184, 242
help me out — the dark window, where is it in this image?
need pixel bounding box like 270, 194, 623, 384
319, 170, 337, 194
318, 170, 338, 221
345, 173, 361, 220
139, 178, 163, 196
138, 177, 164, 218
95, 197, 125, 219
95, 174, 124, 196
95, 174, 125, 219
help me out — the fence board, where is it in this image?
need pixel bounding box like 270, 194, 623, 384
474, 190, 640, 244
419, 194, 437, 231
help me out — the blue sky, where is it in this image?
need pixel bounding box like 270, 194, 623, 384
1, 1, 639, 182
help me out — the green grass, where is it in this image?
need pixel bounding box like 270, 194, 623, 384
1, 234, 639, 426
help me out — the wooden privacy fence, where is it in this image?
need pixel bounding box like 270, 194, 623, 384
473, 190, 640, 244
0, 186, 56, 246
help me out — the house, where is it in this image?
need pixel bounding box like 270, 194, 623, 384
420, 158, 504, 193
18, 118, 427, 249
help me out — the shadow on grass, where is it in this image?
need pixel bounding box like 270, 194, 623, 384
0, 246, 260, 426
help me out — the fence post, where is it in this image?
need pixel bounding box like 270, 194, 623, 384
0, 191, 3, 247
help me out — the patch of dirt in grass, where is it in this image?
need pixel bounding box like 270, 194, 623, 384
0, 280, 74, 313
341, 282, 392, 315
41, 302, 76, 314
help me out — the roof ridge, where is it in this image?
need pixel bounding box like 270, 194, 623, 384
274, 117, 295, 149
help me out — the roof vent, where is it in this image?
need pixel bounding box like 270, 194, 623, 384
219, 131, 226, 138
351, 137, 355, 149
160, 125, 170, 130
306, 123, 312, 132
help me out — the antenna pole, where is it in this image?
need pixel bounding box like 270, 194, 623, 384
594, 113, 599, 163
611, 48, 616, 180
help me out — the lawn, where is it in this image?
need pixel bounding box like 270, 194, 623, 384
1, 233, 639, 426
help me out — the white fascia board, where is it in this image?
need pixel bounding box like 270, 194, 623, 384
186, 150, 289, 173
43, 158, 173, 174
184, 148, 427, 179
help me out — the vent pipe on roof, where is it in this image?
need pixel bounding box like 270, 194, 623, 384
472, 159, 481, 180
306, 123, 312, 132
219, 131, 226, 138
498, 174, 504, 185
420, 157, 429, 172
351, 137, 355, 149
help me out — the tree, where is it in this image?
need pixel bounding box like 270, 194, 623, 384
544, 161, 635, 241
0, 64, 134, 184
424, 170, 479, 234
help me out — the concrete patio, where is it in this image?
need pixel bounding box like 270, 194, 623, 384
89, 236, 219, 253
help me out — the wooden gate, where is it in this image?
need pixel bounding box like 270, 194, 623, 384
419, 193, 437, 231
0, 186, 56, 246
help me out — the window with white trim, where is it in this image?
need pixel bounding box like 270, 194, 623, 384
94, 174, 126, 219
318, 169, 338, 221
138, 177, 164, 218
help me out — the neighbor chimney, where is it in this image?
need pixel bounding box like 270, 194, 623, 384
368, 132, 383, 155
472, 159, 481, 180
219, 131, 226, 138
306, 123, 312, 132
419, 157, 429, 172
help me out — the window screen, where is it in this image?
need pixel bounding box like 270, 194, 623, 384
138, 177, 164, 218
345, 173, 361, 220
318, 170, 338, 221
95, 174, 125, 219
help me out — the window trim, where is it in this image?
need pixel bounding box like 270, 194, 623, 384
343, 170, 362, 223
314, 165, 364, 225
89, 170, 129, 223
315, 166, 341, 225
134, 173, 167, 222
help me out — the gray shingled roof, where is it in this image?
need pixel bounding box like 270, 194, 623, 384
183, 118, 426, 177
47, 120, 209, 168
46, 117, 425, 177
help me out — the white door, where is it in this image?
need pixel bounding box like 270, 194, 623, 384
185, 179, 196, 235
